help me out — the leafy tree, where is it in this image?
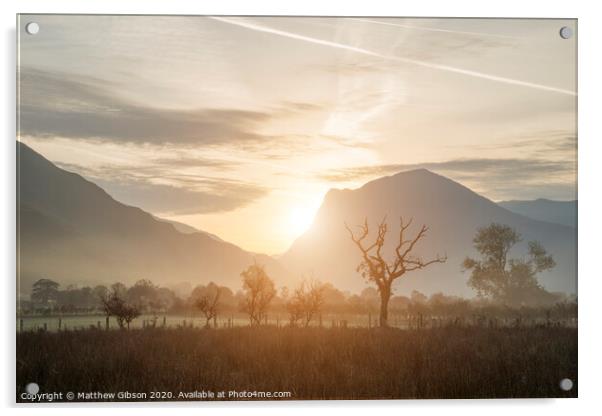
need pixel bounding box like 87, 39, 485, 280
320, 283, 347, 313
56, 285, 97, 311
360, 287, 380, 313
410, 290, 427, 304
286, 278, 326, 327
463, 223, 556, 307
240, 263, 276, 326
346, 217, 446, 327
92, 285, 109, 308
127, 279, 161, 312
31, 278, 60, 308
191, 282, 222, 328
110, 282, 127, 298
155, 287, 178, 312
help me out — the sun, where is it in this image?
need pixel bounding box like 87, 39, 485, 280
288, 205, 317, 237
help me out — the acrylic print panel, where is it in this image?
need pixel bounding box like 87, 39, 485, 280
16, 15, 577, 402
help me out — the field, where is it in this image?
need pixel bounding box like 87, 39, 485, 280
16, 326, 577, 401
17, 313, 404, 332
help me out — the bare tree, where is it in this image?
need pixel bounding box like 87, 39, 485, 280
100, 288, 140, 330
286, 294, 304, 327
346, 217, 446, 327
120, 303, 141, 330
240, 263, 276, 326
287, 279, 326, 327
192, 283, 222, 328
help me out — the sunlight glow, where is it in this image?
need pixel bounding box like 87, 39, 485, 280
288, 205, 317, 238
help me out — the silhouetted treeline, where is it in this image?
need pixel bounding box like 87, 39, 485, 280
20, 277, 577, 323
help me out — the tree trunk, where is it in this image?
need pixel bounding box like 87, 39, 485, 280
379, 284, 392, 327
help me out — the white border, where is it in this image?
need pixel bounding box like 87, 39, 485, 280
2, 1, 601, 415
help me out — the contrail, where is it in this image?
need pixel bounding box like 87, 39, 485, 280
350, 18, 518, 39
209, 16, 576, 96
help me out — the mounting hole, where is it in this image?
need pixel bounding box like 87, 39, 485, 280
559, 378, 573, 391
25, 22, 40, 35
25, 382, 39, 395
559, 26, 573, 39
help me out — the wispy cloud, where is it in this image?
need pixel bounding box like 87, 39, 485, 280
56, 161, 269, 215
459, 131, 577, 156
151, 156, 235, 170
19, 68, 270, 146
350, 18, 518, 39
209, 17, 576, 96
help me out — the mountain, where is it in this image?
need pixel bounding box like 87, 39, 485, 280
152, 215, 226, 242
17, 142, 287, 294
282, 169, 577, 296
498, 199, 577, 227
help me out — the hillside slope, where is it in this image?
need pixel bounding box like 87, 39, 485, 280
17, 142, 287, 294
282, 170, 577, 296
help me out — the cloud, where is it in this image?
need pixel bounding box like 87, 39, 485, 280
152, 156, 235, 170
276, 101, 325, 114
209, 17, 575, 96
460, 131, 577, 156
350, 18, 518, 39
56, 161, 268, 215
19, 68, 270, 146
318, 158, 576, 200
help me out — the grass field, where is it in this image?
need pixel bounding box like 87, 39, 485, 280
17, 313, 386, 332
16, 326, 577, 401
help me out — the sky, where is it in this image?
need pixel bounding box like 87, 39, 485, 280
17, 15, 577, 254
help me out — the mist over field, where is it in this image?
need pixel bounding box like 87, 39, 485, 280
17, 15, 577, 402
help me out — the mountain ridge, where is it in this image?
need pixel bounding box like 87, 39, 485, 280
282, 169, 576, 296
17, 141, 287, 294
17, 142, 577, 297
498, 198, 577, 227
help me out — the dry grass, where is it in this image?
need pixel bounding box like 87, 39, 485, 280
16, 326, 577, 401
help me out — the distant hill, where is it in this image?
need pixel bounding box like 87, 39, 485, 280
282, 169, 577, 296
17, 143, 577, 298
17, 142, 287, 294
152, 215, 226, 242
498, 199, 577, 227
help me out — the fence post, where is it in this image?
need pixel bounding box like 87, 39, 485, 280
97, 321, 101, 330
43, 322, 47, 332
19, 319, 23, 332
105, 316, 109, 330
213, 315, 217, 328
58, 318, 62, 331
